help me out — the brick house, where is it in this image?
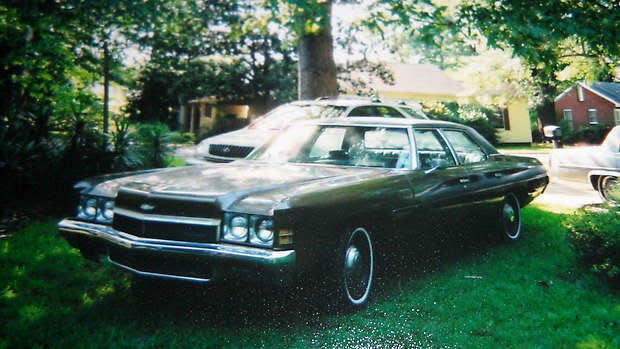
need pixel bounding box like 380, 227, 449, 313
554, 82, 620, 129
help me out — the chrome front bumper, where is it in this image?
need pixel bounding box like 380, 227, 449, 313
58, 218, 296, 284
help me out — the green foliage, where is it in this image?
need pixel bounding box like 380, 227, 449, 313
424, 102, 499, 145
133, 122, 190, 169
560, 123, 614, 145
564, 206, 620, 287
458, 0, 619, 124
126, 1, 297, 126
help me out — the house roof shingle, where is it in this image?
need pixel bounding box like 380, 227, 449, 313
590, 82, 620, 105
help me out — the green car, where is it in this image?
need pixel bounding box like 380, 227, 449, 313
59, 117, 548, 309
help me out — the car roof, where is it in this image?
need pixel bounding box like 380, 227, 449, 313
309, 116, 465, 129
290, 97, 402, 108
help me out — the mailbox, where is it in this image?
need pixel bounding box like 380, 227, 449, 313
543, 125, 562, 148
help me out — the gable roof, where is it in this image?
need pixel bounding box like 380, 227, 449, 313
555, 81, 620, 107
590, 82, 620, 106
373, 63, 465, 97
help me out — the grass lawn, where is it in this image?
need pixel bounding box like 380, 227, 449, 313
1, 204, 618, 348
497, 143, 553, 153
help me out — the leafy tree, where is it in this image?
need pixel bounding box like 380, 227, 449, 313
459, 0, 620, 125
126, 0, 297, 124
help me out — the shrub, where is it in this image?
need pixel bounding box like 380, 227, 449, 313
133, 122, 192, 168
423, 101, 499, 145
560, 123, 613, 144
564, 206, 620, 287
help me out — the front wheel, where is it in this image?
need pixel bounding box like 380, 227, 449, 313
598, 176, 620, 204
334, 226, 375, 309
501, 193, 522, 241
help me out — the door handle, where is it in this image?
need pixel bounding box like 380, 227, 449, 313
459, 177, 470, 184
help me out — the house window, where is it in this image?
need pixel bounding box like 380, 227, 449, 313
490, 108, 510, 130
615, 109, 620, 125
577, 85, 584, 102
587, 109, 598, 124
501, 108, 510, 130
563, 109, 574, 129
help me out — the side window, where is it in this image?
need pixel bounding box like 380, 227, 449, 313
377, 106, 405, 118
349, 106, 404, 118
349, 106, 374, 117
414, 129, 456, 169
308, 127, 347, 158
442, 130, 487, 164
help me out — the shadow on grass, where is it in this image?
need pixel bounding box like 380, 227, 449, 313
4, 205, 595, 348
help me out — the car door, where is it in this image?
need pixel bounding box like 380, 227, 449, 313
408, 128, 473, 211
391, 127, 471, 245
440, 128, 506, 219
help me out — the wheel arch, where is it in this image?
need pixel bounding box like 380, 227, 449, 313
588, 170, 620, 191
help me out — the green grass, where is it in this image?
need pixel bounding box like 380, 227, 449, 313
497, 143, 553, 153
165, 156, 186, 167
1, 206, 618, 348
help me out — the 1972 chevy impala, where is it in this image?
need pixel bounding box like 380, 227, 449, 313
58, 117, 548, 308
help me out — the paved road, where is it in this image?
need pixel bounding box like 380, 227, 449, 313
502, 152, 602, 208
536, 177, 602, 208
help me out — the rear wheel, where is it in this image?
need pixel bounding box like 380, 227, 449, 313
501, 193, 522, 241
334, 226, 375, 309
598, 176, 620, 204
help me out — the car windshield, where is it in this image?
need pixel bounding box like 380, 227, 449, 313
248, 105, 346, 130
251, 124, 412, 169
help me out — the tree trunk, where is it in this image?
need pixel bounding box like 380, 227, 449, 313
536, 83, 558, 128
103, 39, 110, 136
298, 2, 338, 100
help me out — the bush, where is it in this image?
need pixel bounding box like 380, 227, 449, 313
564, 206, 620, 287
560, 123, 613, 144
133, 122, 192, 168
423, 102, 499, 145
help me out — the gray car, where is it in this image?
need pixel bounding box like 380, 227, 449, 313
188, 97, 427, 164
550, 126, 620, 203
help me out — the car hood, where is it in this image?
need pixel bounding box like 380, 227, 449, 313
198, 128, 277, 148
88, 161, 391, 214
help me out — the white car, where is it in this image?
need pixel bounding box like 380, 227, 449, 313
188, 98, 427, 164
550, 126, 620, 203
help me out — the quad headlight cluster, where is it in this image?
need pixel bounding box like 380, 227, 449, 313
222, 212, 275, 247
77, 195, 115, 224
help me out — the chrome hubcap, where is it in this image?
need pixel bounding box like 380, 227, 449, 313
503, 198, 520, 239
345, 246, 361, 271
343, 228, 373, 305
602, 177, 620, 204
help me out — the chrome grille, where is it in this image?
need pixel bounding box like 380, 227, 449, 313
208, 144, 254, 158
112, 190, 220, 244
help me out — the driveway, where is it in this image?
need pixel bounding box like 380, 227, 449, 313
502, 151, 602, 208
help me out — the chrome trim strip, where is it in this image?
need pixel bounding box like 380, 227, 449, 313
558, 164, 618, 171
114, 208, 221, 227
108, 258, 212, 283
58, 219, 295, 266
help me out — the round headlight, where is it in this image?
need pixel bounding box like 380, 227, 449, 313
102, 200, 114, 220
226, 215, 248, 241
84, 198, 97, 218
256, 220, 274, 243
